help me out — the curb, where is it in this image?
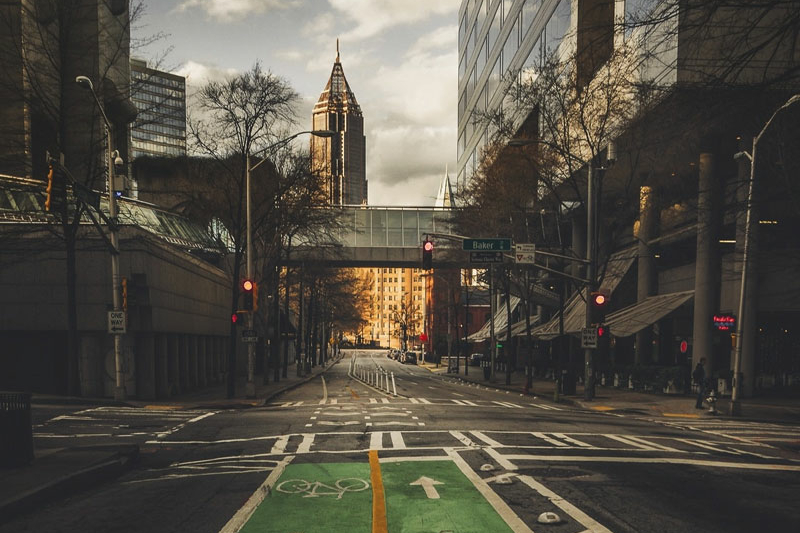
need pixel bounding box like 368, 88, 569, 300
0, 445, 139, 524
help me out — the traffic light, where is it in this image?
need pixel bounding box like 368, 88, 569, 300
422, 239, 433, 270
590, 290, 609, 323
45, 162, 66, 213
242, 279, 254, 311
232, 311, 246, 325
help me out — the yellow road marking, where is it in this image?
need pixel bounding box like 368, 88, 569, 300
662, 413, 701, 418
348, 386, 360, 399
369, 450, 388, 533
590, 406, 616, 411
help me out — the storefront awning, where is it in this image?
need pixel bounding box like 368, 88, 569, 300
529, 247, 637, 340
604, 290, 694, 337
468, 296, 520, 342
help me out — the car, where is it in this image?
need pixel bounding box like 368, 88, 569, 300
469, 353, 485, 366
402, 351, 418, 365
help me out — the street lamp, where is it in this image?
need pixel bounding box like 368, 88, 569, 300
244, 129, 335, 398
75, 75, 126, 401
509, 137, 614, 400
730, 94, 800, 415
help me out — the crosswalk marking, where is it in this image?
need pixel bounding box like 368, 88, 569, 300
492, 401, 523, 408
296, 433, 315, 454
390, 431, 406, 449
409, 398, 420, 404
270, 435, 290, 455
552, 433, 592, 447
530, 403, 562, 411
532, 432, 570, 447
450, 430, 477, 447
370, 431, 383, 450
472, 431, 504, 448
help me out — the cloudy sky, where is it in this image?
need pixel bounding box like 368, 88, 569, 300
133, 0, 460, 206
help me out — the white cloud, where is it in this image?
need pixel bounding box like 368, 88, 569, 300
176, 60, 239, 88
175, 0, 296, 21
327, 0, 460, 41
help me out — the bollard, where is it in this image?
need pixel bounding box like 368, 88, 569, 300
391, 372, 397, 396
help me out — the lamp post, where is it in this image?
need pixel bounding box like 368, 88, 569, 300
244, 129, 335, 398
509, 138, 614, 400
76, 75, 126, 401
730, 94, 800, 415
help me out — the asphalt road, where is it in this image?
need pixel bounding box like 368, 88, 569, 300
4, 349, 800, 533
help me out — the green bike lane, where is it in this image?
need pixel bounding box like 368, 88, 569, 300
238, 455, 519, 533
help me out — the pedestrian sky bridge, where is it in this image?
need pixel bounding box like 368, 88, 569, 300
289, 205, 457, 267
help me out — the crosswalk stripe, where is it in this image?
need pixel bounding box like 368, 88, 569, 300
450, 430, 477, 447
451, 399, 467, 405
370, 432, 383, 450
270, 435, 290, 455
530, 403, 562, 411
390, 431, 406, 449
382, 398, 390, 404
409, 398, 420, 404
675, 438, 737, 454
532, 432, 569, 447
492, 401, 523, 408
552, 433, 592, 447
369, 398, 378, 404
462, 400, 479, 406
471, 431, 504, 448
417, 398, 432, 404
296, 433, 315, 454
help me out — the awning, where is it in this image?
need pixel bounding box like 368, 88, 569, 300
510, 313, 542, 338
529, 289, 586, 340
468, 296, 520, 342
604, 290, 694, 338
529, 247, 637, 340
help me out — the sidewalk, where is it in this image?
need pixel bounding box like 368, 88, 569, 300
420, 358, 800, 423
0, 356, 340, 524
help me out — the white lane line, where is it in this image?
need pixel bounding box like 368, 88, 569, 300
532, 432, 570, 447
553, 433, 592, 447
218, 455, 294, 533
269, 435, 290, 455
675, 439, 735, 454
605, 434, 659, 451
515, 474, 615, 533
370, 432, 383, 450
156, 411, 217, 439
321, 376, 328, 404
450, 430, 477, 447
483, 446, 518, 471
462, 400, 479, 406
492, 401, 523, 409
296, 434, 315, 454
530, 403, 562, 411
471, 431, 504, 448
499, 454, 800, 471
390, 431, 406, 449
409, 398, 420, 404
445, 449, 532, 533
317, 421, 361, 426
369, 398, 378, 404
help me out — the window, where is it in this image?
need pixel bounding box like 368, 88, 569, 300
502, 16, 519, 72
545, 0, 570, 54
521, 0, 542, 35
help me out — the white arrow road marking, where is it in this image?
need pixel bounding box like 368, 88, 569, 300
410, 476, 444, 499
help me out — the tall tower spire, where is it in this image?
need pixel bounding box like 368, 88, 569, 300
311, 40, 367, 206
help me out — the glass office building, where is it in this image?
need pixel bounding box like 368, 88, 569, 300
457, 0, 573, 192
130, 59, 187, 159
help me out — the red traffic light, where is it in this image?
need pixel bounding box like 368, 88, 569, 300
423, 240, 433, 252
597, 325, 606, 337
231, 313, 240, 324
242, 279, 254, 292
591, 291, 608, 307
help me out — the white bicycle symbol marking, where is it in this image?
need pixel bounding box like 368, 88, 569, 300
275, 478, 370, 499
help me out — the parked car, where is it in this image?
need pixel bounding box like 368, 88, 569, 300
469, 353, 485, 366
402, 351, 418, 365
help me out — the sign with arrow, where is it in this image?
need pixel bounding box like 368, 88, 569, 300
410, 476, 444, 499
515, 243, 535, 264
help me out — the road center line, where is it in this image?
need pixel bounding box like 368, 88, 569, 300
369, 450, 388, 533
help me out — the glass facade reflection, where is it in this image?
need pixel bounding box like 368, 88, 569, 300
130, 59, 187, 159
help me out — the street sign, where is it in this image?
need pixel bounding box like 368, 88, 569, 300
470, 251, 503, 263
463, 238, 512, 251
108, 311, 126, 334
515, 243, 535, 264
242, 329, 258, 343
581, 327, 597, 348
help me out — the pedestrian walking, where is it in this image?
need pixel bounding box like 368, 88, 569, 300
693, 358, 706, 409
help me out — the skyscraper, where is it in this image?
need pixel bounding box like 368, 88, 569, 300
130, 58, 187, 160
311, 41, 367, 206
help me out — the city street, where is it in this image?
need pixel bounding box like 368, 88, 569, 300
3, 349, 800, 533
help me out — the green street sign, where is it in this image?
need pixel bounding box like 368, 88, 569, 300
463, 238, 512, 251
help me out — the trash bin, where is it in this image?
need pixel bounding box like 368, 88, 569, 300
0, 392, 34, 467
560, 371, 576, 395
483, 361, 491, 380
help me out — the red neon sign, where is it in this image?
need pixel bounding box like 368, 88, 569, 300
712, 314, 736, 331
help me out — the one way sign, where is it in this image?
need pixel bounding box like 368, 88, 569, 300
108, 311, 126, 334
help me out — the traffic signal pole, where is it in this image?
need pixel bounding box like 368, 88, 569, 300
245, 153, 256, 398
584, 162, 596, 401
